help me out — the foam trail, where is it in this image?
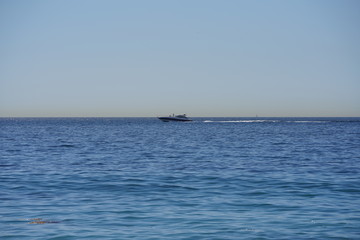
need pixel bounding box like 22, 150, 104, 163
203, 120, 328, 123
203, 120, 279, 123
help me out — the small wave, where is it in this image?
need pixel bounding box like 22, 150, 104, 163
50, 144, 76, 148
203, 120, 278, 123
0, 164, 17, 168
287, 121, 328, 123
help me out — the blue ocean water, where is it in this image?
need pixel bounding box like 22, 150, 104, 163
1, 117, 360, 239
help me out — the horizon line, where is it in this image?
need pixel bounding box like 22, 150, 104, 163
1, 116, 360, 118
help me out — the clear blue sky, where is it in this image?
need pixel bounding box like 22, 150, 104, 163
1, 0, 359, 117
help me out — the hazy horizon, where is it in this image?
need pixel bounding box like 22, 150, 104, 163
1, 0, 359, 117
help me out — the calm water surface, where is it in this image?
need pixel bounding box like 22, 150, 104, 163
1, 118, 360, 239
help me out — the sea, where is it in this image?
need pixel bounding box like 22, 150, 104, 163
1, 117, 360, 240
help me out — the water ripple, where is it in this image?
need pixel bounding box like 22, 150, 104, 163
1, 118, 359, 239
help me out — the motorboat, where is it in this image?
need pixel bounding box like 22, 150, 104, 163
158, 114, 192, 122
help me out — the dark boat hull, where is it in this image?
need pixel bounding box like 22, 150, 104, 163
158, 117, 192, 122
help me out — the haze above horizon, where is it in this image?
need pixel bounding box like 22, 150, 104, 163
1, 0, 359, 117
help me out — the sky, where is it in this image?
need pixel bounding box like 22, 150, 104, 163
1, 0, 359, 117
